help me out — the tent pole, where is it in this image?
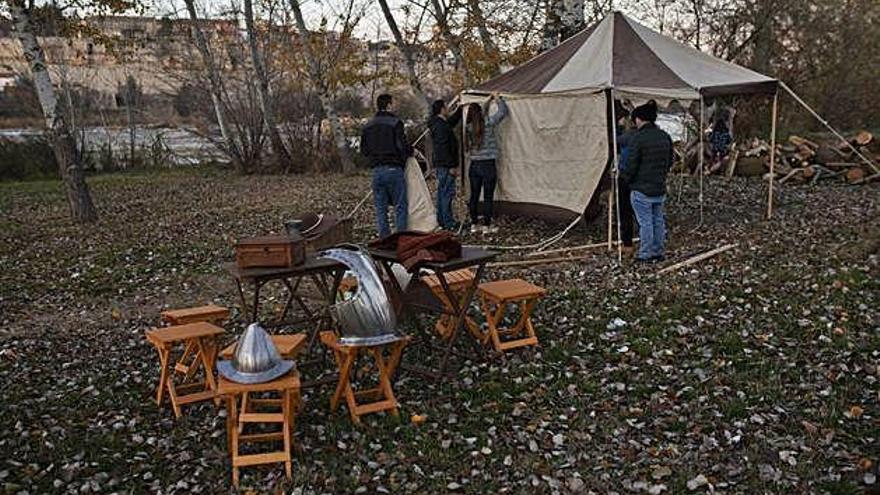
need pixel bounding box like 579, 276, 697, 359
698, 94, 704, 226
780, 82, 879, 174
606, 96, 614, 250
767, 90, 779, 219
610, 90, 623, 263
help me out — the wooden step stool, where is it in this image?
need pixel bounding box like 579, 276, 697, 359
217, 370, 300, 488
420, 269, 480, 340
158, 305, 230, 387
319, 331, 410, 425
219, 333, 307, 429
145, 322, 225, 417
476, 279, 546, 353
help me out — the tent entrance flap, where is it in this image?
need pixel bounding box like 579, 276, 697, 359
466, 91, 608, 216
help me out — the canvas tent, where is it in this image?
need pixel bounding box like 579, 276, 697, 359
458, 11, 781, 225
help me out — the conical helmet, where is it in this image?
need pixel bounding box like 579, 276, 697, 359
217, 323, 294, 384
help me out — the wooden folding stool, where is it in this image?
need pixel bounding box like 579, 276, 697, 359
217, 371, 300, 488
420, 269, 480, 340
158, 305, 230, 386
476, 279, 546, 353
219, 333, 307, 429
319, 331, 410, 425
145, 322, 225, 417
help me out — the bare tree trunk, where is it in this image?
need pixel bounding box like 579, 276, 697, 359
467, 0, 501, 76
183, 0, 245, 172
288, 0, 356, 174
429, 0, 471, 86
243, 0, 292, 171
378, 0, 429, 108
10, 0, 97, 223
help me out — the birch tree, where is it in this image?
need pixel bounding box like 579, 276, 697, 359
288, 0, 356, 174
243, 0, 293, 171
182, 0, 247, 172
8, 0, 98, 222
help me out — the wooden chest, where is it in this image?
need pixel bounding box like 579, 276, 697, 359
235, 235, 305, 269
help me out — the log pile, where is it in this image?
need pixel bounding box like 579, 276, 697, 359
683, 130, 879, 185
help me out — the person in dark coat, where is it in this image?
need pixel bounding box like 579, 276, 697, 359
428, 99, 463, 230
361, 93, 413, 238
615, 101, 635, 254
620, 100, 673, 262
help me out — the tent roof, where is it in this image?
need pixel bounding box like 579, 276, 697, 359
474, 11, 777, 98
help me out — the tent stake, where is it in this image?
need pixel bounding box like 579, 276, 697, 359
698, 94, 705, 226
766, 90, 779, 219
780, 82, 879, 175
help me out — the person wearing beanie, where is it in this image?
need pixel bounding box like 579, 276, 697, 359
619, 100, 673, 263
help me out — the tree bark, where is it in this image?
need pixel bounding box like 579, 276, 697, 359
467, 0, 501, 76
183, 0, 246, 172
243, 0, 292, 172
429, 0, 471, 86
10, 0, 97, 223
288, 0, 356, 174
542, 0, 563, 51
378, 0, 429, 108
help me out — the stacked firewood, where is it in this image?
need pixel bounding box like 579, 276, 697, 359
683, 130, 879, 185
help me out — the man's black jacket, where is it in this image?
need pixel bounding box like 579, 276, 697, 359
428, 108, 462, 168
360, 111, 412, 168
620, 122, 674, 197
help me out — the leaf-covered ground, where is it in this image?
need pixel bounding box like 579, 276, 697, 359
0, 168, 877, 494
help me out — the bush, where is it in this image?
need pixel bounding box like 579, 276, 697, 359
0, 137, 57, 180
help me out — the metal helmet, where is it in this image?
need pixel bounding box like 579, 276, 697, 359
217, 323, 294, 384
319, 246, 402, 346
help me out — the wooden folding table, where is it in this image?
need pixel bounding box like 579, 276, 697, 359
367, 247, 497, 382
223, 256, 345, 354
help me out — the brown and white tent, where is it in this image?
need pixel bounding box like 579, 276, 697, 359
458, 11, 780, 221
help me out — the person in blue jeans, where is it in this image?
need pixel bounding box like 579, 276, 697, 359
619, 100, 673, 263
360, 93, 412, 238
467, 92, 508, 234
428, 99, 463, 230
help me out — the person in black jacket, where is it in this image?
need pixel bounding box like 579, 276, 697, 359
620, 100, 673, 262
428, 99, 463, 230
361, 93, 413, 238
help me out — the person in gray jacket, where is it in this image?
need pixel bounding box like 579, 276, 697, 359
467, 92, 509, 234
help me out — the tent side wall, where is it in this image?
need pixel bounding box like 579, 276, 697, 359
461, 90, 610, 221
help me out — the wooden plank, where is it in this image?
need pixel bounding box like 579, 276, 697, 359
233, 451, 290, 467
161, 305, 229, 324
657, 243, 738, 275
174, 390, 215, 405
239, 412, 284, 423
353, 399, 397, 416
147, 322, 224, 343
498, 337, 538, 351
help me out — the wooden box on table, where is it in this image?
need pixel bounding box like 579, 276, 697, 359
235, 235, 305, 269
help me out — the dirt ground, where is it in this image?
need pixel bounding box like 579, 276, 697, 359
0, 168, 877, 494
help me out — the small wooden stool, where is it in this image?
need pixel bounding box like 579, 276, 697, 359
161, 304, 230, 325
159, 305, 230, 384
220, 333, 307, 429
145, 322, 225, 417
217, 371, 300, 488
420, 269, 480, 340
476, 279, 546, 353
319, 331, 409, 425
